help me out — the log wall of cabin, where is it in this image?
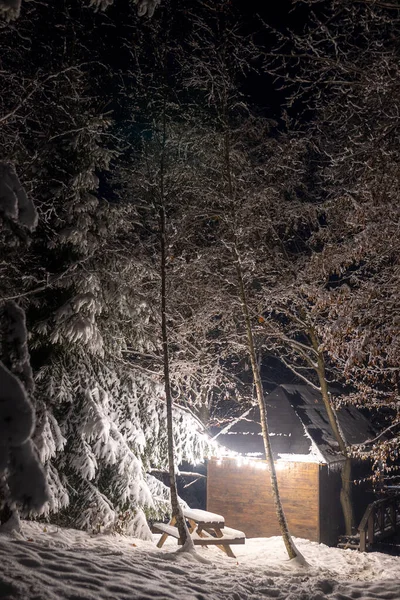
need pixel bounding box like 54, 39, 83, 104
207, 457, 320, 541
319, 464, 343, 546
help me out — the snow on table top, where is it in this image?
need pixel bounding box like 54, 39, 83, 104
1, 521, 400, 600
191, 526, 245, 541
219, 526, 245, 539
183, 508, 225, 523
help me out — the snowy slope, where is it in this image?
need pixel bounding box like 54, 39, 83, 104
0, 521, 399, 600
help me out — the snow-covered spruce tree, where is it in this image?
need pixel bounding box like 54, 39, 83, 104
266, 0, 400, 489
0, 0, 211, 536
179, 0, 307, 561
0, 299, 49, 529
0, 0, 160, 21
115, 1, 229, 550
0, 0, 20, 21
0, 159, 48, 529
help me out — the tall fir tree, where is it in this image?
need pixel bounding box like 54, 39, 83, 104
0, 0, 212, 536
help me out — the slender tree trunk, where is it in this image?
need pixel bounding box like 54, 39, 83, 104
160, 204, 193, 549
221, 96, 299, 558
155, 27, 194, 549
234, 250, 299, 560
308, 327, 355, 535
339, 458, 354, 536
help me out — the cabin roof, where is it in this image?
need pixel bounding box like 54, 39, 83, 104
213, 384, 377, 464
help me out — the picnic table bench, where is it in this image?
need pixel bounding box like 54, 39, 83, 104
153, 508, 245, 558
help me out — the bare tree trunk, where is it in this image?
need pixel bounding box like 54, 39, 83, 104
160, 204, 193, 549
154, 25, 194, 549
234, 250, 299, 560
308, 327, 355, 535
220, 97, 299, 559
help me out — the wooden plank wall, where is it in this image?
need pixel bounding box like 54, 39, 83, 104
319, 464, 343, 546
207, 458, 319, 541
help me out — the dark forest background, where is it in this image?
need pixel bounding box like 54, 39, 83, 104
0, 0, 399, 537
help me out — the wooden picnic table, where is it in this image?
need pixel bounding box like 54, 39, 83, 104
153, 508, 245, 558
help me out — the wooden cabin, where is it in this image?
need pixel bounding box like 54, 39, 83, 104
207, 384, 376, 546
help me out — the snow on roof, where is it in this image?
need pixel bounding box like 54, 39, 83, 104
213, 384, 377, 464
183, 508, 224, 524
282, 384, 377, 464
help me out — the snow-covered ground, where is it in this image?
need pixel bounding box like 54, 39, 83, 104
0, 521, 399, 600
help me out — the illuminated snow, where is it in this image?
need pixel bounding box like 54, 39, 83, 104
0, 521, 399, 600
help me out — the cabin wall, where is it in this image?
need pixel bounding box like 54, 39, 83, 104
207, 457, 320, 541
319, 464, 343, 546
319, 461, 376, 546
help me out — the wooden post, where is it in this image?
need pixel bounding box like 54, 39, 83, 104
368, 512, 374, 548
378, 504, 384, 533
359, 529, 366, 552
389, 500, 395, 531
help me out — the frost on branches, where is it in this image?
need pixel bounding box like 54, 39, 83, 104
89, 0, 161, 17
0, 302, 49, 523
24, 117, 211, 536
34, 357, 211, 538
0, 163, 38, 231
0, 0, 211, 538
0, 0, 160, 21
265, 0, 400, 485
0, 0, 20, 20
0, 162, 48, 524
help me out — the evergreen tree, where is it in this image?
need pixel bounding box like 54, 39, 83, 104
0, 0, 211, 536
